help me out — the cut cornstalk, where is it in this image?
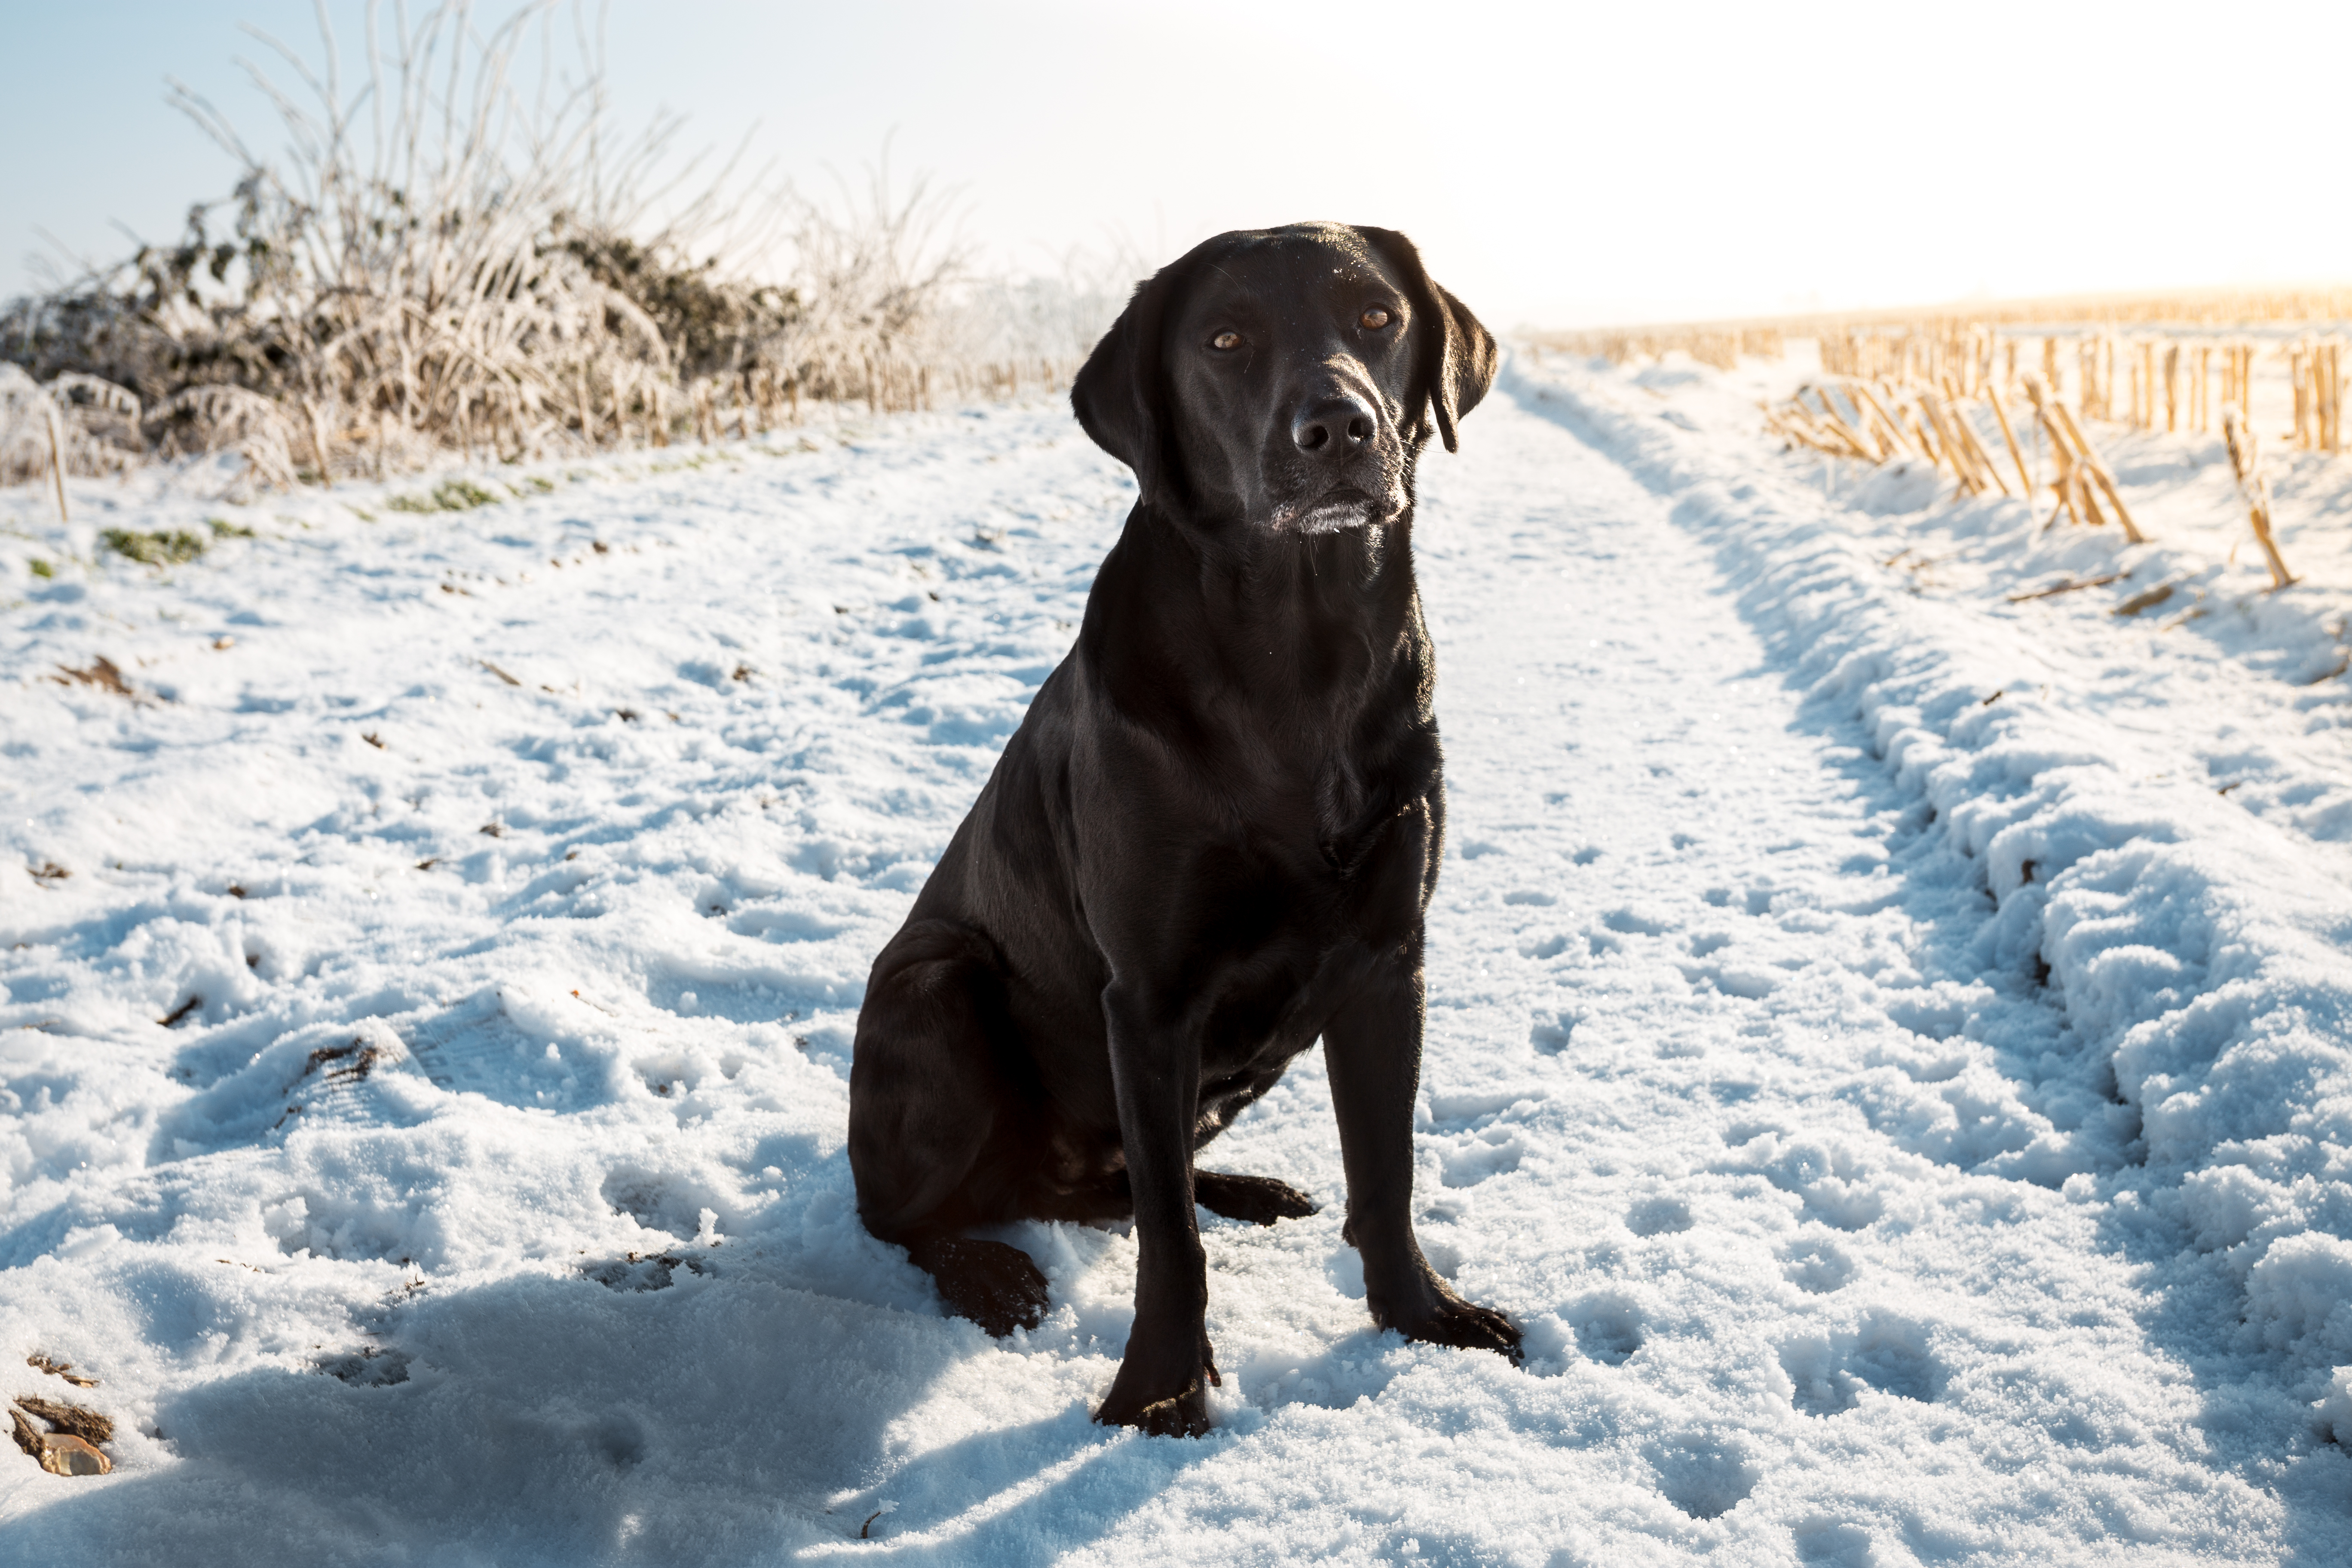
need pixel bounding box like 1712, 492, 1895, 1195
2023, 375, 2082, 527
2051, 401, 2147, 544
1909, 408, 1945, 470
1853, 399, 1908, 459
1846, 385, 1903, 462
1947, 398, 2011, 496
1851, 383, 1918, 457
1769, 403, 1858, 461
2292, 343, 2309, 447
2111, 582, 2176, 616
2328, 342, 2343, 453
1783, 395, 1869, 462
1764, 410, 1822, 453
2223, 407, 2297, 590
2006, 571, 2125, 602
1808, 387, 1881, 462
1946, 401, 1997, 494
2073, 465, 2109, 529
1985, 390, 2035, 498
1919, 394, 1983, 493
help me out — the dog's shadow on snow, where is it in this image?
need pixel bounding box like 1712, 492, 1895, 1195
5, 1220, 1214, 1565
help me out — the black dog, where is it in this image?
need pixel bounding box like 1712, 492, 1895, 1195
849, 222, 1517, 1436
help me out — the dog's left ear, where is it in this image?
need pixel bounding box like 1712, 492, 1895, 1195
1072, 265, 1177, 497
1358, 227, 1496, 453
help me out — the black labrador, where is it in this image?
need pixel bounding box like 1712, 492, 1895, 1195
848, 221, 1518, 1436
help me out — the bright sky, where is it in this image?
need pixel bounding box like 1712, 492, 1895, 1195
6, 0, 2350, 329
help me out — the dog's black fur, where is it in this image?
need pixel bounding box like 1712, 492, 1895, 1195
848, 222, 1516, 1436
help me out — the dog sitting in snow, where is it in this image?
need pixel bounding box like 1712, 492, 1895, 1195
848, 222, 1516, 1435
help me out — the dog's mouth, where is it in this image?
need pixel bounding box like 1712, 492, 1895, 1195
1271, 486, 1383, 534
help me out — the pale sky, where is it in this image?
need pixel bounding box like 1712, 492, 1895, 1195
6, 0, 2349, 329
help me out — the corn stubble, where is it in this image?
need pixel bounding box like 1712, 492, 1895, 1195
1726, 292, 2339, 585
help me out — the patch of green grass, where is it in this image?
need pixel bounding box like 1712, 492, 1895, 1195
102, 528, 208, 567
207, 518, 256, 539
386, 478, 504, 514
28, 558, 54, 579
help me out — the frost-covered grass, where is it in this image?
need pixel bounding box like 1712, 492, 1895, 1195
1, 369, 2349, 1563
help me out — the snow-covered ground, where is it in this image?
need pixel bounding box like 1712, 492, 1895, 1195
2, 356, 2349, 1565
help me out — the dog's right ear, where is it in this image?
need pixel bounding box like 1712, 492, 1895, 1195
1357, 226, 1496, 454
1071, 268, 1174, 498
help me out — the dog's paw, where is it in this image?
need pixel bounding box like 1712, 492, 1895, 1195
1194, 1171, 1318, 1226
907, 1236, 1048, 1337
1095, 1378, 1215, 1438
1396, 1292, 1524, 1366
1094, 1335, 1221, 1437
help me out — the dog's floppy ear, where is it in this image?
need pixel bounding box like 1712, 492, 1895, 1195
1358, 227, 1496, 453
1072, 265, 1177, 496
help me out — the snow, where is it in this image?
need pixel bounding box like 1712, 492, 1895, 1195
2, 356, 2349, 1563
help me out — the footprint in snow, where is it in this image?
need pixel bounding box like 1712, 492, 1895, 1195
1779, 1235, 1857, 1294
1571, 1294, 1646, 1366
1625, 1195, 1694, 1237
1645, 1432, 1759, 1519
1439, 1130, 1525, 1188
1780, 1315, 1946, 1416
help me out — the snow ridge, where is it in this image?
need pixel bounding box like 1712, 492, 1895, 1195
1511, 354, 2352, 1387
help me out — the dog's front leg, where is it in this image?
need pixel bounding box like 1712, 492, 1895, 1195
1092, 982, 1219, 1436
1325, 948, 1522, 1363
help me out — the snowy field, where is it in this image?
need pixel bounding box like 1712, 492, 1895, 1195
2, 354, 2350, 1565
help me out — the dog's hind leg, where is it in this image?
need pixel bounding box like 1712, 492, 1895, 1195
849, 920, 1049, 1336
899, 1234, 1048, 1337
1194, 1171, 1318, 1225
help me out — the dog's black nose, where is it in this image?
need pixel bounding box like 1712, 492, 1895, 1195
1291, 395, 1375, 455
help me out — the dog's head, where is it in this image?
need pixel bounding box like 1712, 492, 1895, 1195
1072, 223, 1495, 533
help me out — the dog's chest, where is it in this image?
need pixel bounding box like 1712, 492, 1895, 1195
1210, 749, 1434, 947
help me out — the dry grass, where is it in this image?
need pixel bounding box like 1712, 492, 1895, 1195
26, 1356, 99, 1390
51, 657, 136, 698
11, 1394, 113, 1447
1, 4, 1122, 502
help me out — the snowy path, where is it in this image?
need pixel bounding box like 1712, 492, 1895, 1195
2, 376, 2349, 1564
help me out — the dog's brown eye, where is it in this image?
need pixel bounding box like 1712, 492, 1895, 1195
1210, 331, 1241, 351
1360, 307, 1393, 330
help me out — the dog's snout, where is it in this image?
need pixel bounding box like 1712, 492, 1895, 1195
1291, 394, 1376, 456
